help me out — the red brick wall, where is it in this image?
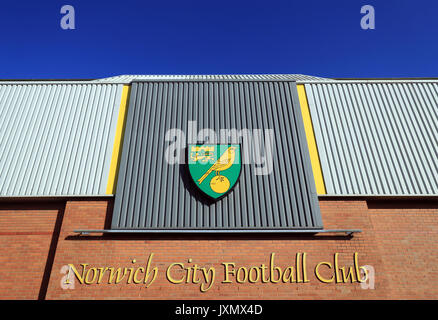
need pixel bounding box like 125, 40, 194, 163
0, 202, 63, 299
368, 200, 438, 299
1, 198, 437, 299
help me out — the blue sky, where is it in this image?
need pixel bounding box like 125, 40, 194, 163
0, 0, 437, 79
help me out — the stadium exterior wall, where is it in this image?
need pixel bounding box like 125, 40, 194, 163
0, 76, 437, 300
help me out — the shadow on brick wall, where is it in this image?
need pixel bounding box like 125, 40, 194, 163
65, 233, 353, 241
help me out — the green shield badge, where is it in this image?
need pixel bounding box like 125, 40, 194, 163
188, 144, 241, 199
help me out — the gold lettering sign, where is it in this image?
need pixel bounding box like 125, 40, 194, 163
64, 252, 369, 292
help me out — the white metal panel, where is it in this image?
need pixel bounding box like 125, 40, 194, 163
94, 74, 333, 83
306, 82, 438, 195
0, 84, 123, 196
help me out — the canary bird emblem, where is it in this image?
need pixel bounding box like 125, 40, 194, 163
188, 144, 241, 199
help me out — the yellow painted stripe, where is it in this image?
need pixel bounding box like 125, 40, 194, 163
106, 85, 130, 194
297, 84, 326, 194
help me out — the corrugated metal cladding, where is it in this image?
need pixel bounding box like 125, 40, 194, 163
306, 82, 438, 195
112, 80, 323, 231
0, 84, 123, 196
95, 74, 332, 83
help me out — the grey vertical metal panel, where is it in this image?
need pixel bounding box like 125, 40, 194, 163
112, 80, 322, 230
306, 82, 438, 195
0, 83, 123, 196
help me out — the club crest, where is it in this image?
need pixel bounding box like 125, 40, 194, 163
188, 144, 241, 199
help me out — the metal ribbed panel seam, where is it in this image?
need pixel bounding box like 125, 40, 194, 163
94, 74, 333, 84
